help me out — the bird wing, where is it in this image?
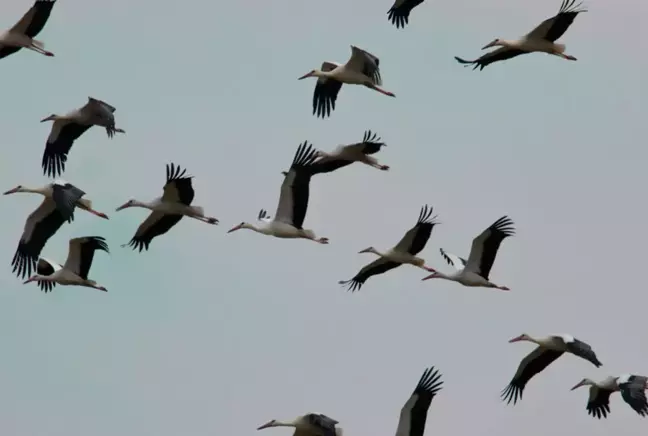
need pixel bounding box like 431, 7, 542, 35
393, 205, 438, 255
42, 121, 92, 178
312, 63, 343, 119
561, 337, 602, 367
162, 163, 195, 205
501, 346, 564, 405
51, 181, 85, 220
347, 46, 382, 85
304, 414, 338, 436
387, 0, 425, 29
454, 48, 527, 71
439, 248, 466, 271
618, 375, 648, 416
35, 257, 61, 292
12, 198, 66, 279
9, 0, 56, 38
395, 367, 442, 436
274, 142, 318, 228
465, 216, 515, 280
63, 236, 108, 279
526, 0, 587, 42
339, 258, 402, 292
585, 385, 614, 419
124, 212, 183, 252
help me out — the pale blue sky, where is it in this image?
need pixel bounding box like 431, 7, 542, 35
1, 0, 647, 434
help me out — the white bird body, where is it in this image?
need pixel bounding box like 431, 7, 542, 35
125, 198, 205, 217
257, 414, 343, 436
363, 247, 424, 267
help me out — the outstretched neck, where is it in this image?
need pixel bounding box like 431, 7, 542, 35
133, 200, 157, 210
313, 69, 332, 79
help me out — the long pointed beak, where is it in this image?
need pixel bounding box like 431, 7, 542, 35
481, 41, 496, 50
257, 423, 272, 430
570, 382, 585, 391
3, 188, 17, 195
421, 273, 436, 281
298, 72, 312, 80
508, 336, 522, 343
23, 278, 34, 284
40, 116, 50, 123
227, 225, 241, 234
115, 204, 128, 212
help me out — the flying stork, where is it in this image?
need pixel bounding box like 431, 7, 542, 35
455, 0, 587, 70
23, 236, 109, 293
571, 375, 648, 418
308, 130, 389, 174
502, 333, 602, 405
40, 97, 126, 178
339, 205, 438, 292
116, 163, 219, 252
298, 45, 395, 118
0, 0, 57, 60
421, 216, 514, 291
257, 413, 342, 436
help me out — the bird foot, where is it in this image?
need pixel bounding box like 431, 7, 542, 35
380, 165, 390, 171
317, 237, 329, 244
498, 286, 510, 291
564, 54, 577, 61
206, 217, 219, 224
44, 51, 54, 57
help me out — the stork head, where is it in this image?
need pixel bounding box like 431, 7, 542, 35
115, 199, 137, 211
508, 333, 531, 343
482, 38, 503, 50
23, 275, 46, 284
298, 70, 317, 80
3, 185, 24, 195
570, 378, 594, 391
227, 222, 249, 233
40, 114, 58, 122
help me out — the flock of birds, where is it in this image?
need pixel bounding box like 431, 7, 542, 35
1, 0, 646, 433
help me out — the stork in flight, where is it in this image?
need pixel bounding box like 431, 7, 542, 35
421, 216, 514, 291
257, 413, 342, 436
5, 180, 108, 280
117, 163, 219, 252
23, 236, 109, 293
0, 0, 57, 60
308, 130, 390, 174
455, 0, 586, 70
40, 97, 125, 178
339, 205, 438, 292
502, 333, 602, 405
387, 0, 426, 29
228, 142, 328, 244
571, 375, 648, 418
298, 45, 395, 118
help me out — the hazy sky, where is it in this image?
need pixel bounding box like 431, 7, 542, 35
1, 0, 647, 435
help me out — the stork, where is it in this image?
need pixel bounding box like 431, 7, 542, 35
298, 45, 395, 118
571, 375, 648, 418
40, 97, 125, 178
257, 414, 342, 436
116, 163, 219, 252
339, 205, 438, 292
0, 0, 57, 60
421, 216, 514, 291
309, 130, 389, 174
23, 236, 109, 293
455, 0, 586, 70
3, 181, 109, 220
228, 142, 328, 244
502, 333, 602, 405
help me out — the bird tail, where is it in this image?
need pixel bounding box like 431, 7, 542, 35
191, 205, 205, 216
553, 43, 566, 53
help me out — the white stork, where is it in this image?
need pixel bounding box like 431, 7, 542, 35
571, 375, 648, 419
421, 216, 514, 291
23, 236, 109, 293
455, 0, 586, 70
257, 413, 342, 436
387, 0, 426, 29
0, 0, 57, 60
6, 180, 108, 279
3, 181, 109, 220
339, 205, 438, 292
502, 333, 603, 405
309, 130, 390, 174
40, 97, 126, 178
298, 46, 395, 118
116, 163, 219, 252
395, 367, 443, 436
228, 142, 328, 244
